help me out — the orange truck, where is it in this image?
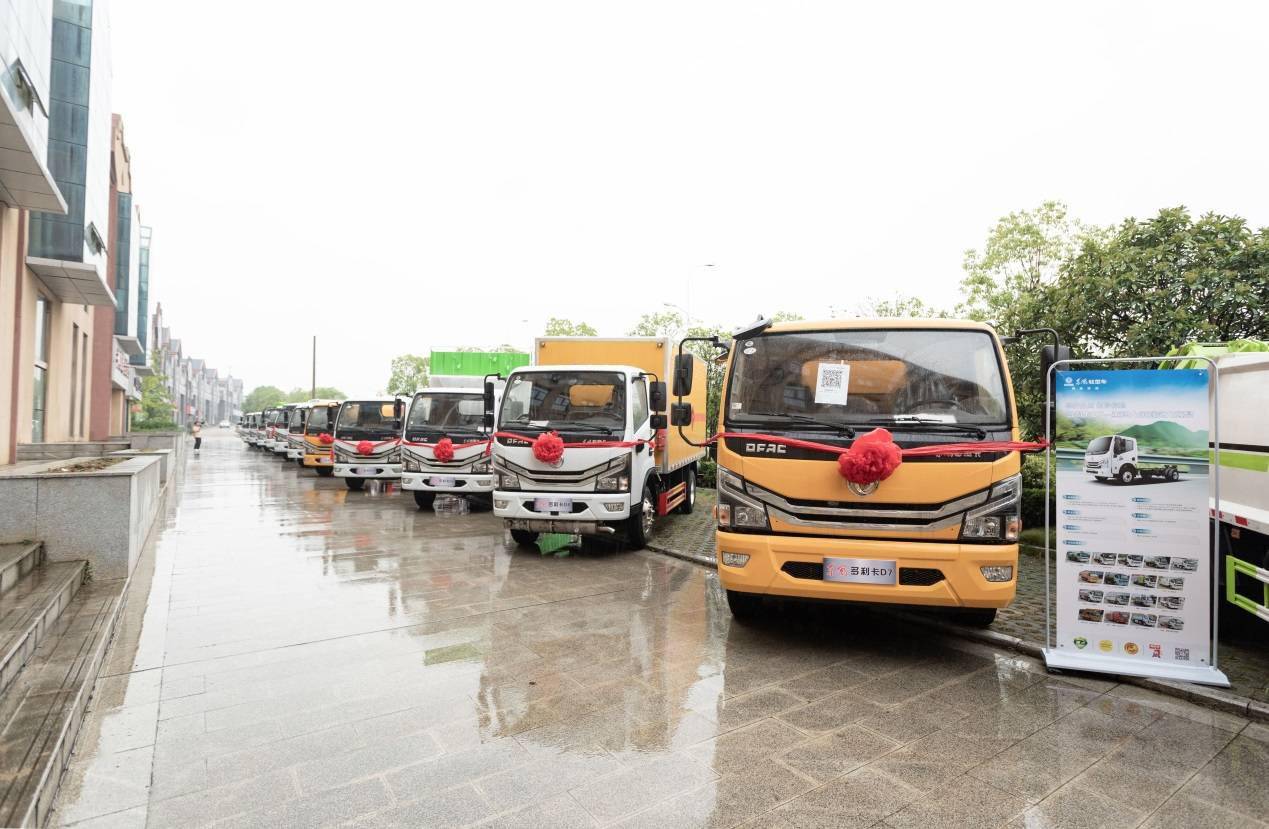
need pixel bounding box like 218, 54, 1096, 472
676, 318, 1022, 626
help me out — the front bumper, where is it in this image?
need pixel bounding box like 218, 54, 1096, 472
303, 452, 334, 468
402, 472, 493, 494
716, 530, 1017, 609
334, 462, 402, 479
493, 490, 633, 525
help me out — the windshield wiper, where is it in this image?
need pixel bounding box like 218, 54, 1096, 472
865, 417, 987, 439
547, 421, 613, 435
741, 413, 855, 438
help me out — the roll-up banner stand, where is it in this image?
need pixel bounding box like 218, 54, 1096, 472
1042, 357, 1229, 687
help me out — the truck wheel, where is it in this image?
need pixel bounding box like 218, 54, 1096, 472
1167, 468, 1179, 482
726, 590, 762, 622
1118, 467, 1135, 485
316, 467, 334, 477
676, 469, 696, 515
345, 479, 365, 491
958, 608, 997, 627
626, 485, 656, 549
413, 491, 435, 510
510, 529, 539, 547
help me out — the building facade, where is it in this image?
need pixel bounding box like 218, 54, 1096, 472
149, 303, 242, 426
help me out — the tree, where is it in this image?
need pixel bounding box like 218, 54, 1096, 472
133, 350, 178, 430
627, 310, 686, 338
243, 385, 286, 412
284, 386, 346, 402
543, 317, 597, 336
770, 311, 804, 323
386, 354, 428, 396
959, 200, 1104, 325
1055, 207, 1269, 358
856, 294, 949, 318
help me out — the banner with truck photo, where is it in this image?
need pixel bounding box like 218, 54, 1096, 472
1044, 365, 1229, 687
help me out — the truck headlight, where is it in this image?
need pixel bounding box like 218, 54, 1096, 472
496, 468, 520, 490
717, 468, 769, 531
596, 457, 630, 492
402, 455, 421, 473
472, 459, 491, 473
960, 474, 1021, 543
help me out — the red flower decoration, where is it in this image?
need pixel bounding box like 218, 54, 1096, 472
318, 433, 333, 445
433, 437, 455, 463
532, 431, 565, 464
838, 428, 902, 485
356, 440, 374, 455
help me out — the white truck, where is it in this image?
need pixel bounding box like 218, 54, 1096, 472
1083, 434, 1180, 484
400, 387, 498, 509
284, 402, 312, 464
489, 337, 708, 549
331, 398, 406, 491
1173, 345, 1269, 632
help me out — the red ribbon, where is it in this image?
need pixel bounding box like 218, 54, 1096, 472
335, 438, 398, 456
710, 429, 1048, 485
494, 431, 656, 451
317, 433, 333, 445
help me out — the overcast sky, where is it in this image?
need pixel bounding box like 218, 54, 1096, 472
110, 1, 1269, 399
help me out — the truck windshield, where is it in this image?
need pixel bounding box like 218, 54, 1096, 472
336, 401, 401, 438
1087, 436, 1111, 454
499, 371, 626, 431
288, 408, 307, 432
406, 393, 485, 439
305, 406, 334, 433
727, 329, 1009, 427
264, 410, 283, 426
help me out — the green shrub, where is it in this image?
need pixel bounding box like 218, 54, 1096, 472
132, 419, 179, 432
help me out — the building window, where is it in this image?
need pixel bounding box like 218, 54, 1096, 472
32, 296, 51, 442
80, 329, 88, 436
70, 323, 80, 436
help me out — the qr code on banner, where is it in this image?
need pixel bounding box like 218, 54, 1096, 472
1174, 647, 1190, 662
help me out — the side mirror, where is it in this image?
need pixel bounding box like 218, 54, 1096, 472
673, 354, 694, 396
670, 403, 693, 427
483, 381, 496, 429
393, 400, 404, 423
1041, 344, 1072, 389
649, 381, 667, 413
650, 413, 667, 430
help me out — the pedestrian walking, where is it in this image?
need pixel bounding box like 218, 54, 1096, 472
192, 420, 202, 453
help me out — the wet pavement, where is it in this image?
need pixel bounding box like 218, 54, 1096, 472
50, 431, 1269, 828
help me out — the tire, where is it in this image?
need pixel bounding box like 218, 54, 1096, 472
1118, 467, 1135, 485
1167, 468, 1179, 482
316, 466, 334, 477
676, 468, 696, 515
413, 491, 436, 510
510, 528, 539, 547
726, 589, 762, 622
958, 607, 997, 627
625, 484, 656, 549
295, 458, 304, 467
345, 478, 365, 491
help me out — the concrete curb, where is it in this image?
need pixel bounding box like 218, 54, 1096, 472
647, 544, 1269, 725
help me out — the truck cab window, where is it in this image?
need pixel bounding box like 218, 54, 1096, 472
632, 380, 649, 429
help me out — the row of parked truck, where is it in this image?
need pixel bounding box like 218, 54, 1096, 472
235, 324, 1267, 631
238, 336, 710, 549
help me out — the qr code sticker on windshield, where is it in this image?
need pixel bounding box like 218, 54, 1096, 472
814, 363, 850, 405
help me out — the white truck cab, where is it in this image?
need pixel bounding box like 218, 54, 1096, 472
332, 398, 406, 491
490, 337, 707, 549
1084, 434, 1179, 484
284, 402, 311, 462
400, 387, 498, 509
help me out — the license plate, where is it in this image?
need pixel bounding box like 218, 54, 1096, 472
823, 557, 896, 585
533, 496, 573, 513
351, 467, 378, 476
429, 476, 456, 487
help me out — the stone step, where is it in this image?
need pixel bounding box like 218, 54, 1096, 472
0, 578, 124, 827
0, 545, 42, 597
0, 563, 85, 698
